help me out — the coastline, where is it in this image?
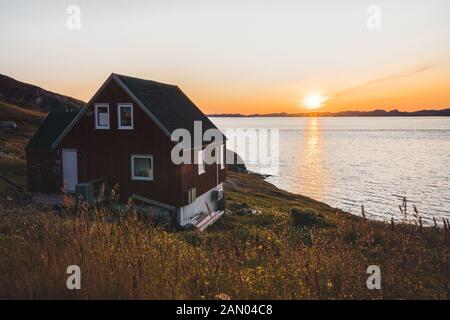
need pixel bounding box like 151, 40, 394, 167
221, 169, 359, 229
208, 108, 450, 118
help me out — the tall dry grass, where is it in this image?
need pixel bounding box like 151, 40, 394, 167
0, 200, 449, 299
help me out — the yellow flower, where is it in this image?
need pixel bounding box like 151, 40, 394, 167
215, 293, 231, 300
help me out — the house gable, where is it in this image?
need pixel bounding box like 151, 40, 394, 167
25, 73, 227, 226
56, 78, 182, 204
53, 73, 225, 150
38, 73, 226, 207
114, 74, 222, 146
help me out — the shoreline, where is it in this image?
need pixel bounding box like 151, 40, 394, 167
224, 169, 444, 229
208, 108, 450, 118
222, 170, 359, 228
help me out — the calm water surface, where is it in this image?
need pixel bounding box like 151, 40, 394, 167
211, 117, 450, 225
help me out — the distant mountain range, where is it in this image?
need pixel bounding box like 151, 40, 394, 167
0, 73, 448, 117
0, 74, 85, 112
209, 109, 450, 117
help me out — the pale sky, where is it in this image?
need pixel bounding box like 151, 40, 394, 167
1, 0, 449, 113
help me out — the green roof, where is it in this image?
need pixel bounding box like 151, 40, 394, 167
26, 112, 78, 150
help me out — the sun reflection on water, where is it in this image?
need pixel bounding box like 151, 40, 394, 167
298, 117, 328, 199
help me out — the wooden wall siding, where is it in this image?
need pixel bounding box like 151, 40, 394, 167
57, 79, 226, 206
58, 80, 184, 205
179, 146, 227, 198
26, 150, 59, 193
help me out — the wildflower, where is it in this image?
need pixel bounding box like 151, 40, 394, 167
215, 293, 231, 300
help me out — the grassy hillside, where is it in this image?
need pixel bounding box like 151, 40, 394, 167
0, 73, 84, 112
0, 73, 83, 202
0, 101, 44, 204
1, 171, 449, 298
0, 103, 449, 299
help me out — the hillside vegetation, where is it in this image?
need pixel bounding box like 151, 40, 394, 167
0, 101, 44, 202
0, 87, 449, 299
1, 170, 449, 298
0, 73, 84, 112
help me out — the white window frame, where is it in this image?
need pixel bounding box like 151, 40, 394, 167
220, 144, 225, 170
117, 103, 134, 130
95, 103, 110, 129
198, 150, 205, 175
131, 154, 153, 181
187, 188, 197, 204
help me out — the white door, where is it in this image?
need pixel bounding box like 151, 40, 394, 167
62, 149, 78, 192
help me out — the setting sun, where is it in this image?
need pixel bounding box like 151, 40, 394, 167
303, 94, 327, 110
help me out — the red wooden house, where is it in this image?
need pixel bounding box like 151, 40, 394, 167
26, 74, 226, 230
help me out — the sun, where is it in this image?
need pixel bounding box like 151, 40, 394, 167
303, 94, 327, 110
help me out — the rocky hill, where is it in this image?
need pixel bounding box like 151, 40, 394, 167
0, 73, 85, 112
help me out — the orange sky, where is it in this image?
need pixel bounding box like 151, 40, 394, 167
1, 0, 449, 114
41, 61, 450, 115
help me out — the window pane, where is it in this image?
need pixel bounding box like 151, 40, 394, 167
120, 106, 132, 127
97, 107, 109, 126
198, 150, 205, 174
98, 113, 108, 126
134, 157, 151, 178
220, 145, 225, 169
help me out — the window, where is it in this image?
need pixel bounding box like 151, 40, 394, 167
198, 150, 205, 175
131, 155, 153, 181
95, 104, 110, 129
220, 144, 225, 170
187, 188, 196, 204
118, 104, 133, 129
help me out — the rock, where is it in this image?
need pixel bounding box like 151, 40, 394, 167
236, 208, 262, 216
237, 208, 252, 216
224, 149, 271, 179
0, 121, 17, 130
229, 202, 261, 216
181, 223, 196, 231
290, 207, 328, 227
225, 149, 247, 173
252, 173, 272, 180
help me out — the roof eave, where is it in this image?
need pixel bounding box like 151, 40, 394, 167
50, 73, 115, 149
49, 73, 227, 150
